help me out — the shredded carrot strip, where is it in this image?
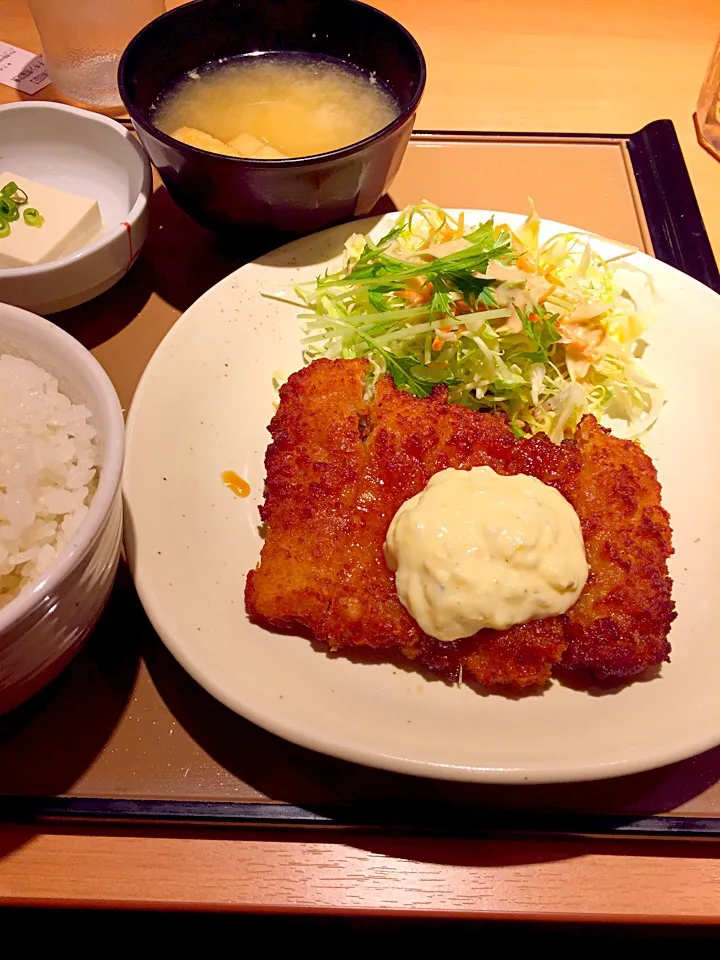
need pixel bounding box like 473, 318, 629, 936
538, 285, 556, 304
398, 279, 434, 306
516, 254, 534, 272
431, 335, 444, 351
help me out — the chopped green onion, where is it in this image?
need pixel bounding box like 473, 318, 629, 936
23, 207, 44, 228
0, 184, 44, 236
1, 181, 27, 205
0, 197, 19, 222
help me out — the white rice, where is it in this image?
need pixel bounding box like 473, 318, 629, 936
0, 354, 99, 610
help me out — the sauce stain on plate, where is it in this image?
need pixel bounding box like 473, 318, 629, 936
221, 469, 250, 498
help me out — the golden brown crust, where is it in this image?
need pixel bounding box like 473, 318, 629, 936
560, 416, 675, 677
245, 357, 369, 638
245, 359, 675, 688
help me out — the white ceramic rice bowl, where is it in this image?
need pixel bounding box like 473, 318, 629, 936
0, 303, 124, 713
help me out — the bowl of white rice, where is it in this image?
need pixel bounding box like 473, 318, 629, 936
0, 302, 124, 713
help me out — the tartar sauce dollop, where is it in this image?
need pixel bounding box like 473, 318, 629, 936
383, 467, 588, 642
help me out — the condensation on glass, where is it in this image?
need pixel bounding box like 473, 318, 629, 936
698, 34, 720, 160
27, 0, 165, 109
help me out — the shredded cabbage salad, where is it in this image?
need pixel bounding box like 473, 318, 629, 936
288, 201, 663, 443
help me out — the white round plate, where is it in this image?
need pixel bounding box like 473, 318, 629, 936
124, 210, 720, 784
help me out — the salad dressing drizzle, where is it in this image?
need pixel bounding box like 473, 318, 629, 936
221, 470, 250, 498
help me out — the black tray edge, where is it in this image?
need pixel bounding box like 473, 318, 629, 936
624, 120, 720, 292
4, 797, 720, 839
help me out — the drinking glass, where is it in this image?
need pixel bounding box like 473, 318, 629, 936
27, 0, 166, 109
698, 33, 720, 160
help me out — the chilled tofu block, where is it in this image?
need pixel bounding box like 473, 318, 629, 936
170, 126, 241, 156
228, 132, 288, 160
0, 172, 102, 269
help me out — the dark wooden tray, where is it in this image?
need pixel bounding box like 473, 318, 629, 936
2, 121, 718, 838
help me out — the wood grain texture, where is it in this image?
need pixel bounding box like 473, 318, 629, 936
2, 829, 720, 921
0, 0, 720, 917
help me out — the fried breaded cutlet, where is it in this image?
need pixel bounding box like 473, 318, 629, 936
245, 358, 675, 689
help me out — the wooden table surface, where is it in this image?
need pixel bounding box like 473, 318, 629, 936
1, 0, 720, 921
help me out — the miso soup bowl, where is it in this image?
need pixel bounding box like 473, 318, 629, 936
118, 0, 425, 234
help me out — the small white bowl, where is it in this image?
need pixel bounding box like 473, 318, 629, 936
0, 102, 152, 314
0, 303, 125, 713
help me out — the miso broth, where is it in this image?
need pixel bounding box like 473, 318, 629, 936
154, 53, 400, 159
